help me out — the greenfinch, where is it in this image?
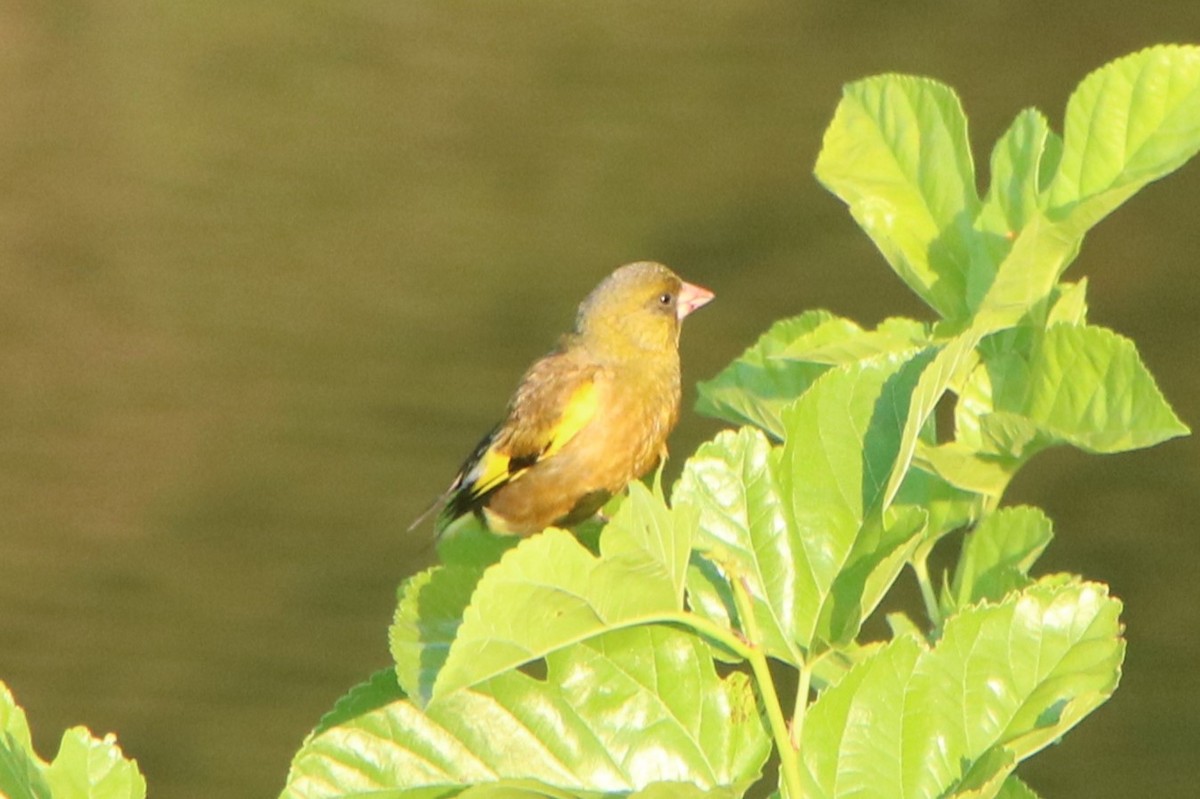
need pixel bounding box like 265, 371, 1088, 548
413, 261, 714, 537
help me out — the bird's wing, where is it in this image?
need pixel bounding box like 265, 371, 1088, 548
435, 354, 602, 527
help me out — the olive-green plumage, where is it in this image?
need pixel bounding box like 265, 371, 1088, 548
415, 261, 713, 537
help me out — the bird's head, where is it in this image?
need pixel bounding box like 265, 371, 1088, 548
575, 261, 714, 360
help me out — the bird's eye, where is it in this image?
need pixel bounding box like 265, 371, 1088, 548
658, 293, 674, 305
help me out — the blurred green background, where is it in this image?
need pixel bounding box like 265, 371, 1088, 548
2, 3, 1198, 797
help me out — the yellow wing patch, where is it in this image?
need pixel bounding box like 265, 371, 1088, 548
467, 446, 514, 498
465, 379, 599, 499
543, 380, 599, 458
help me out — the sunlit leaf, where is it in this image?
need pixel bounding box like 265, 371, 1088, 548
815, 75, 986, 319
777, 317, 929, 366
1047, 45, 1200, 233
0, 683, 144, 799
928, 580, 1124, 765
884, 210, 1084, 508
696, 311, 838, 437
682, 351, 933, 657
436, 518, 521, 569
969, 212, 1082, 331
977, 109, 1062, 242
44, 728, 146, 799
0, 683, 37, 767
972, 109, 1064, 303
778, 357, 921, 642
946, 506, 1054, 610
890, 462, 983, 545
914, 441, 1017, 498
434, 483, 694, 697
283, 628, 770, 799
676, 427, 800, 663
0, 686, 49, 799
992, 776, 1042, 799
882, 332, 981, 507
800, 579, 1123, 798
780, 352, 936, 648
311, 669, 408, 740
391, 565, 487, 705
1046, 279, 1088, 327
603, 477, 694, 602
946, 746, 1016, 799
884, 611, 924, 641
990, 324, 1190, 452
799, 634, 924, 797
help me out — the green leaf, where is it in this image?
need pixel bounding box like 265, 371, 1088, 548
676, 427, 801, 663
1046, 279, 1088, 327
946, 746, 1016, 799
800, 579, 1123, 799
780, 352, 925, 544
815, 75, 985, 319
0, 684, 47, 799
928, 580, 1125, 768
603, 477, 694, 602
0, 683, 38, 767
830, 505, 928, 646
311, 669, 408, 738
969, 212, 1081, 329
799, 634, 924, 797
913, 441, 1017, 498
989, 324, 1190, 453
695, 311, 839, 437
0, 683, 144, 799
993, 776, 1042, 799
697, 313, 931, 443
434, 482, 694, 697
882, 331, 982, 507
779, 352, 936, 649
436, 518, 521, 569
43, 728, 146, 799
883, 210, 1085, 508
805, 355, 930, 642
777, 316, 929, 366
457, 783, 581, 799
391, 565, 487, 705
0, 742, 51, 799
1047, 45, 1200, 234
890, 462, 983, 544
946, 506, 1054, 610
978, 109, 1062, 241
884, 611, 925, 641
283, 627, 770, 799
0, 685, 50, 799
973, 109, 1064, 307
680, 352, 934, 658
626, 784, 746, 799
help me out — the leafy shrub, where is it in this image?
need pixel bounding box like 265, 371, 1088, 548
268, 44, 1196, 799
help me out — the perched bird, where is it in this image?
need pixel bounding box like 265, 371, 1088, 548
412, 261, 714, 537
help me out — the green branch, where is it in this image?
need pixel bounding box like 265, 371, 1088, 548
730, 576, 803, 799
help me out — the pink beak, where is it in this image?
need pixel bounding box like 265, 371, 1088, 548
677, 281, 715, 321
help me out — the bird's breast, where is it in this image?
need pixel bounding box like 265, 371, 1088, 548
587, 360, 681, 482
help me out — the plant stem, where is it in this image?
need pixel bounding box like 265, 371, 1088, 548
749, 646, 803, 799
912, 552, 942, 629
790, 657, 815, 751
656, 611, 755, 661
729, 577, 804, 799
656, 605, 803, 797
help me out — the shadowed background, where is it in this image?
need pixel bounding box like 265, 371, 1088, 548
2, 3, 1198, 797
